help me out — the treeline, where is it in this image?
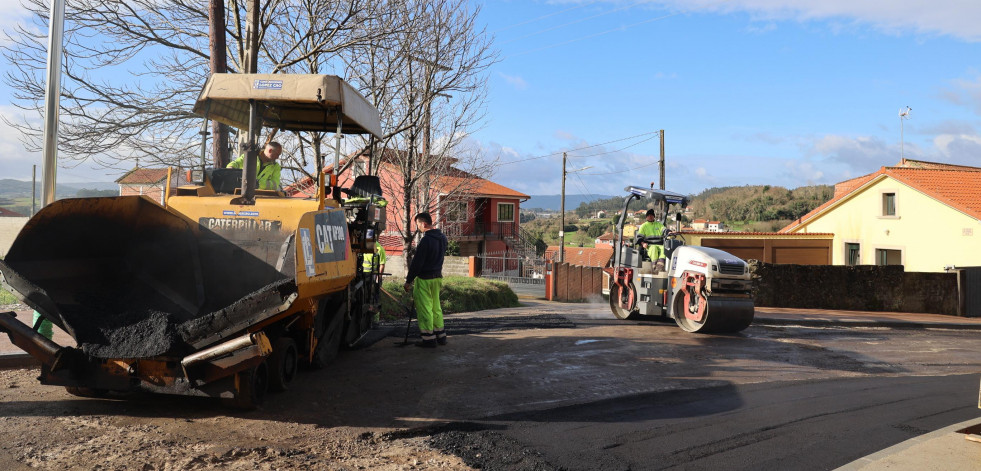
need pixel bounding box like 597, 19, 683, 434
574, 196, 625, 217
687, 185, 833, 222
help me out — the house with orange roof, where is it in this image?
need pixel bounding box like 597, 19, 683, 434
286, 149, 529, 262
116, 168, 186, 205
780, 159, 981, 272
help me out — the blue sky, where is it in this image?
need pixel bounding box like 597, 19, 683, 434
2, 1, 980, 197
474, 0, 981, 196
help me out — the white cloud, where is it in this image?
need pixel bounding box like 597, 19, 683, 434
782, 160, 824, 184
745, 22, 777, 34
933, 134, 981, 163
653, 72, 678, 80
810, 134, 900, 169
940, 74, 981, 115
694, 167, 708, 177
498, 72, 529, 90
655, 0, 981, 42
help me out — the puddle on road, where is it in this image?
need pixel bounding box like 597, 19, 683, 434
574, 339, 606, 345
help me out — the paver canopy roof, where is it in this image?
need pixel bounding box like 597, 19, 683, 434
193, 74, 382, 138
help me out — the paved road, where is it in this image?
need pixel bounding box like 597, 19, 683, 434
435, 374, 979, 471
3, 301, 981, 470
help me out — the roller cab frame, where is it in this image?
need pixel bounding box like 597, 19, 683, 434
605, 186, 755, 333
0, 74, 386, 408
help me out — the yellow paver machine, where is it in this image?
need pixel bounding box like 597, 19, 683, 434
0, 74, 387, 408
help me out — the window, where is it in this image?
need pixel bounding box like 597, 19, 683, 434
882, 192, 896, 216
497, 203, 515, 222
875, 248, 902, 266
352, 160, 365, 178
845, 243, 860, 266
444, 201, 467, 222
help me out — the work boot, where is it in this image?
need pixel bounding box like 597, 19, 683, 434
654, 259, 666, 273
435, 330, 447, 346
414, 339, 437, 348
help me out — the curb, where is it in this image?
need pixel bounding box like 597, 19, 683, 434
753, 317, 981, 331
0, 353, 38, 369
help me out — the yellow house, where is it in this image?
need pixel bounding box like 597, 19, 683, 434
780, 159, 981, 273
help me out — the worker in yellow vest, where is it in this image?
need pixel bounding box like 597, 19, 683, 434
226, 141, 282, 190
363, 243, 386, 322
637, 209, 667, 272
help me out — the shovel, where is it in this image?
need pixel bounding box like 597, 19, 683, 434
379, 288, 416, 346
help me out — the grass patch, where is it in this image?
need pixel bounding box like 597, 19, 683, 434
378, 276, 520, 320
0, 288, 17, 304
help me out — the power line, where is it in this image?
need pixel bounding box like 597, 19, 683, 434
567, 133, 660, 159
578, 160, 661, 176
491, 1, 599, 34
498, 129, 661, 166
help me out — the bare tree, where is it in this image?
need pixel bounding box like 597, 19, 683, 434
3, 0, 499, 263
343, 0, 498, 261
1, 0, 386, 176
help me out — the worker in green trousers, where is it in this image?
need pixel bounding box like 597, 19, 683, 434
32, 311, 53, 340
403, 212, 448, 348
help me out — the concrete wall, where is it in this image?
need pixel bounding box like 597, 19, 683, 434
0, 217, 29, 258
383, 255, 471, 278
750, 261, 959, 315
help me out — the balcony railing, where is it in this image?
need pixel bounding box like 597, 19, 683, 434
441, 221, 518, 240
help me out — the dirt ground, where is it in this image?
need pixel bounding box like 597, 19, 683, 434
3, 300, 981, 470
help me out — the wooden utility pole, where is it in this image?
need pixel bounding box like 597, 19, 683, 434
559, 152, 567, 263
208, 0, 230, 168
659, 129, 665, 190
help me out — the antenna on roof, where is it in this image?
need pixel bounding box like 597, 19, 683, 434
899, 106, 912, 165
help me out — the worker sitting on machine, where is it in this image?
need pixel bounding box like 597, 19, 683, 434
226, 141, 283, 191
636, 208, 667, 272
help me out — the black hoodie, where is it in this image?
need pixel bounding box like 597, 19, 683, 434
406, 228, 448, 283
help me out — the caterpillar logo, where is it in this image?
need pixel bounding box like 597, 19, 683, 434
312, 210, 349, 263
316, 223, 344, 254
200, 217, 281, 232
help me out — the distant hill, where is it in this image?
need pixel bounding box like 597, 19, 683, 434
523, 194, 618, 212
0, 179, 118, 198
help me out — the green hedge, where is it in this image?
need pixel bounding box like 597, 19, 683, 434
378, 276, 519, 320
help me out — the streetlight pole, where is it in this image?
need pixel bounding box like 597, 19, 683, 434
41, 0, 66, 208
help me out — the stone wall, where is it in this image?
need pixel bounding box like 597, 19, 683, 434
382, 255, 471, 278
750, 261, 959, 315
0, 217, 29, 258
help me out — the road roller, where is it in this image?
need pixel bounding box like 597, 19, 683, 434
606, 185, 755, 333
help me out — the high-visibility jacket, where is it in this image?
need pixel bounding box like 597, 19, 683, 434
363, 244, 387, 271
226, 155, 281, 190
637, 221, 666, 260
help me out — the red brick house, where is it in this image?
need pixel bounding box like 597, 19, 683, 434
116, 168, 186, 204
287, 150, 529, 259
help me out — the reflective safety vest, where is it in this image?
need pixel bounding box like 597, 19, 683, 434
363, 244, 387, 271
226, 155, 281, 190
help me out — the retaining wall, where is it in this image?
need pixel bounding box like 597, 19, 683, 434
382, 255, 471, 278
0, 217, 29, 258
750, 261, 959, 315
